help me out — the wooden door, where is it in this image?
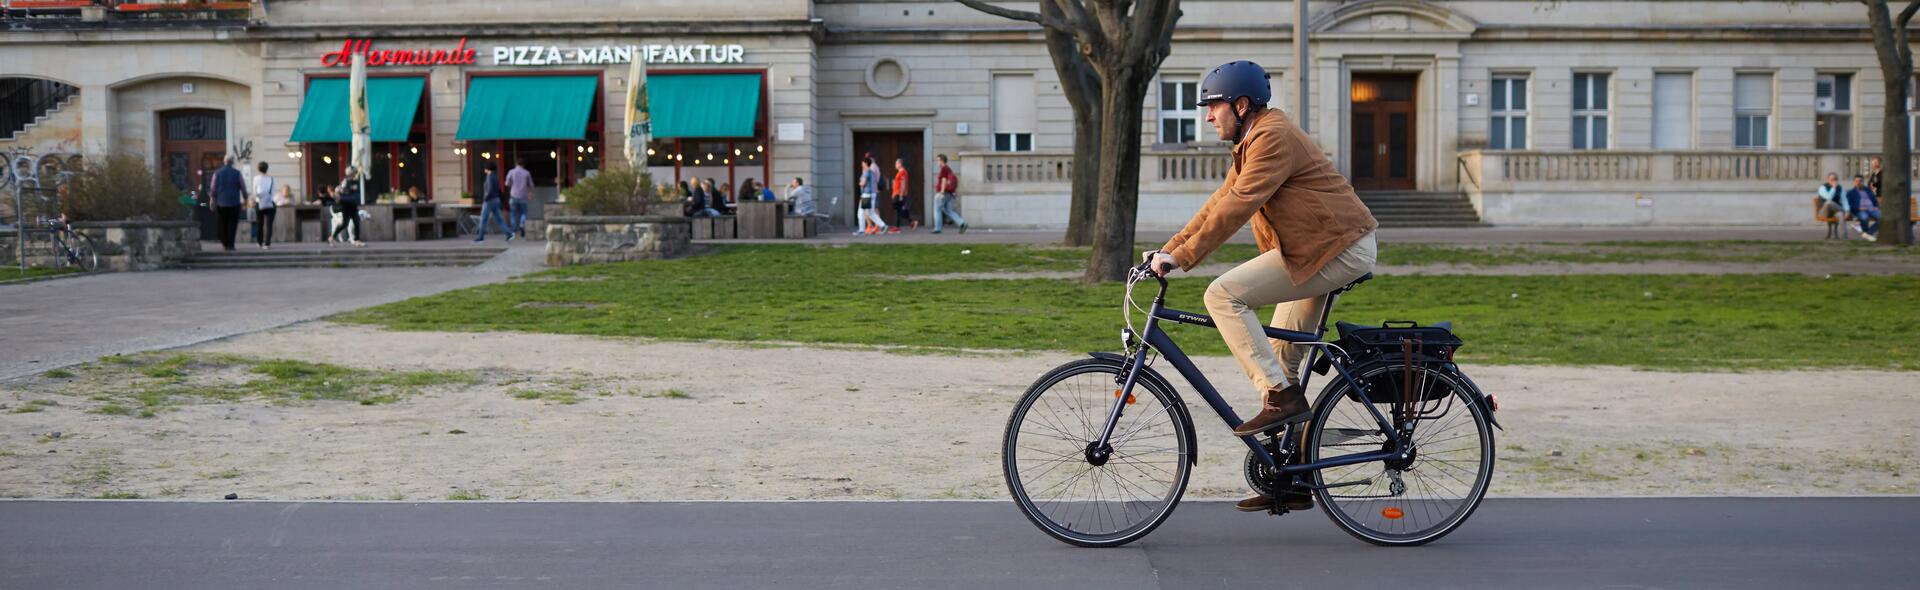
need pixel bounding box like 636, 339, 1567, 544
1348, 75, 1417, 191
159, 109, 227, 237
852, 131, 923, 226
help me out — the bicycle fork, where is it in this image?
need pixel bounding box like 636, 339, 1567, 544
1085, 329, 1155, 467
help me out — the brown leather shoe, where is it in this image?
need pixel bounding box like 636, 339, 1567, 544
1235, 494, 1274, 512
1232, 384, 1311, 437
1235, 491, 1313, 513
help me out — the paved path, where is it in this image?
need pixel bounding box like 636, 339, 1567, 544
1, 498, 1910, 589
706, 225, 1825, 245
0, 241, 543, 380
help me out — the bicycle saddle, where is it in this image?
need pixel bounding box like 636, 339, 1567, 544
1332, 272, 1373, 294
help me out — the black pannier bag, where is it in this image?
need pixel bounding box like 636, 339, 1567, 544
1317, 320, 1464, 404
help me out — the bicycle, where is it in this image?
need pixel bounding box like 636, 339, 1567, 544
1002, 259, 1500, 547
41, 215, 99, 272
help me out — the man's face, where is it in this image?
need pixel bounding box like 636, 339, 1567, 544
1872, 159, 1882, 171
1205, 100, 1240, 141
1828, 175, 1839, 185
1854, 178, 1865, 188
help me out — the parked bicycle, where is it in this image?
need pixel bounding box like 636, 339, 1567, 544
1002, 259, 1499, 547
40, 214, 99, 272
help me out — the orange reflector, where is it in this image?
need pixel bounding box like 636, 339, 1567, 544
1113, 389, 1136, 404
1381, 507, 1405, 519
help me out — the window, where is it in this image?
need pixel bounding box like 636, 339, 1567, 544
1910, 74, 1919, 147
991, 74, 1035, 152
1488, 75, 1528, 150
1652, 72, 1693, 150
1158, 78, 1200, 144
1571, 72, 1609, 150
1815, 73, 1852, 149
1734, 73, 1773, 149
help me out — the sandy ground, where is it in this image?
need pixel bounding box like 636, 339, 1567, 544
1, 322, 1913, 501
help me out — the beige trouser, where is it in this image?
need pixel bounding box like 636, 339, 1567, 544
1202, 231, 1378, 396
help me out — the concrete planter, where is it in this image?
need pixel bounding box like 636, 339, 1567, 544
544, 216, 691, 266
1, 220, 198, 272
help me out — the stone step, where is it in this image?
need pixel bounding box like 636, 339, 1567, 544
1373, 219, 1487, 228
177, 247, 507, 269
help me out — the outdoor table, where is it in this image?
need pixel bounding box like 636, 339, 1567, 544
736, 201, 781, 239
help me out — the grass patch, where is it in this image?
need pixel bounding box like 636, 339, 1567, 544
446, 488, 488, 501
90, 403, 134, 416
645, 389, 692, 400
42, 369, 75, 379
335, 244, 1920, 371
2, 266, 81, 282
510, 389, 582, 405
47, 353, 480, 412
11, 399, 57, 413
93, 491, 143, 500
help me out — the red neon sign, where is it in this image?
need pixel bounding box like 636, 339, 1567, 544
321, 38, 477, 68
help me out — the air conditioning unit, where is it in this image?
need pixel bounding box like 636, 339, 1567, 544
1816, 97, 1835, 112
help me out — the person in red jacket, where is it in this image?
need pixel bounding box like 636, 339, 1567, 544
932, 154, 967, 234
890, 157, 916, 232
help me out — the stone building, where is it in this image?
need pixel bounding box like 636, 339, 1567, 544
0, 0, 1906, 229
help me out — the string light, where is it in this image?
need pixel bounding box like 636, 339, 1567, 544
706, 154, 714, 161
409, 146, 419, 154
733, 148, 742, 156
756, 145, 764, 153
587, 146, 594, 154
576, 145, 584, 153
549, 151, 558, 159
646, 148, 656, 156
322, 155, 333, 164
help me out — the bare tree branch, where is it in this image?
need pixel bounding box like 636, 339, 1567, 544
953, 0, 1076, 33
1899, 0, 1920, 66
1899, 0, 1920, 26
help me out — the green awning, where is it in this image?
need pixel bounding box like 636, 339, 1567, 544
456, 75, 599, 141
287, 77, 425, 143
650, 73, 762, 138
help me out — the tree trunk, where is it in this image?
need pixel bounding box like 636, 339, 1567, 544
1876, 61, 1915, 245
1066, 111, 1102, 246
1041, 9, 1102, 247
1085, 70, 1151, 282
1868, 0, 1918, 245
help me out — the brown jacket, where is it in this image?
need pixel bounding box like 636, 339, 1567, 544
1162, 108, 1377, 285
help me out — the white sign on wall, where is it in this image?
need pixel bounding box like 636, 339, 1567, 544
491, 44, 746, 67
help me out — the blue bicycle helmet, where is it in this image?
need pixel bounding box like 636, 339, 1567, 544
1196, 60, 1271, 108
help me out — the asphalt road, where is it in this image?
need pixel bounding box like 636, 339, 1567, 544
1, 498, 1912, 589
0, 242, 541, 380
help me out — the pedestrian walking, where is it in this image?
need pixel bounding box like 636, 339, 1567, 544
333, 168, 366, 247
251, 161, 277, 248
931, 154, 967, 234
856, 154, 889, 235
210, 156, 247, 251
505, 159, 533, 238
474, 162, 515, 243
891, 157, 915, 233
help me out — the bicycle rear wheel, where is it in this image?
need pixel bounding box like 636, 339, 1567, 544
1003, 358, 1191, 548
1307, 363, 1493, 546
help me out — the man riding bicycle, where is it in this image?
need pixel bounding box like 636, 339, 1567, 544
1143, 61, 1379, 514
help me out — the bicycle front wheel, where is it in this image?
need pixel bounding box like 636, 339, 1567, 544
1003, 358, 1191, 548
67, 232, 99, 272
1307, 363, 1494, 546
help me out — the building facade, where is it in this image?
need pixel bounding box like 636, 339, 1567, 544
1, 0, 1908, 228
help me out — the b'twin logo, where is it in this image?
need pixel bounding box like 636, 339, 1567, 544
1178, 314, 1209, 324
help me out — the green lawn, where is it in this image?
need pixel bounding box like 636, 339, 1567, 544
1, 266, 81, 282
335, 244, 1920, 371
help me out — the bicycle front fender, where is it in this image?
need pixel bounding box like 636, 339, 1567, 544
1087, 352, 1199, 466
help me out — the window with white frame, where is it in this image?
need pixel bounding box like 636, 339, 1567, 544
1910, 74, 1919, 147
1571, 72, 1609, 150
1734, 73, 1773, 150
1158, 78, 1200, 144
1488, 75, 1528, 150
991, 74, 1035, 152
1815, 73, 1853, 149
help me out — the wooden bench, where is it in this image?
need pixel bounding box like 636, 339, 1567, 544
691, 216, 738, 240
1814, 197, 1845, 240
781, 215, 816, 239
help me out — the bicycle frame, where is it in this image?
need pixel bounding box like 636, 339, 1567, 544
1092, 270, 1411, 476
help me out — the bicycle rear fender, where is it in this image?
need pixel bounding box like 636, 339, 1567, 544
1087, 352, 1200, 466
1341, 358, 1502, 432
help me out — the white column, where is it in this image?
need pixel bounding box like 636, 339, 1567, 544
78, 84, 115, 156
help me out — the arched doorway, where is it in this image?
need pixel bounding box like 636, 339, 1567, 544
158, 108, 227, 236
